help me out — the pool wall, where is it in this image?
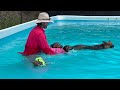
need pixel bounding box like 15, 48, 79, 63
1, 15, 120, 39
0, 20, 37, 39
51, 15, 120, 20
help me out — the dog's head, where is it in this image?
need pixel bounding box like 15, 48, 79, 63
63, 45, 73, 52
32, 61, 43, 67
102, 40, 114, 49
51, 42, 63, 48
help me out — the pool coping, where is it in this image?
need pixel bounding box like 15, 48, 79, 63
51, 15, 120, 20
1, 15, 120, 39
0, 20, 37, 39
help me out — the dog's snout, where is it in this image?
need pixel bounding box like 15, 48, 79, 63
110, 45, 114, 48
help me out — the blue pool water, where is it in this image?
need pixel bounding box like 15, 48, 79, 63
0, 20, 120, 79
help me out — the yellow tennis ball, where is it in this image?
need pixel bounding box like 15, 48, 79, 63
35, 57, 46, 66
35, 57, 42, 61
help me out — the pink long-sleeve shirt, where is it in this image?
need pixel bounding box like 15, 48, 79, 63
19, 25, 65, 56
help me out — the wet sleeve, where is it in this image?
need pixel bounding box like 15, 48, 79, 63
37, 33, 56, 55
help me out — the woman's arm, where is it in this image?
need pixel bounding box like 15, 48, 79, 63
37, 33, 56, 55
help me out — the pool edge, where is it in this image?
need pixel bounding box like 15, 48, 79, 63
1, 15, 120, 39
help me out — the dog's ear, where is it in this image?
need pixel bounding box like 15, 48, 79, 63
102, 41, 106, 43
51, 44, 54, 48
108, 40, 111, 42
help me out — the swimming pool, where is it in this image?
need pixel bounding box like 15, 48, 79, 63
0, 16, 120, 79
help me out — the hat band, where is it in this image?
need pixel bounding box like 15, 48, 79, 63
38, 18, 50, 20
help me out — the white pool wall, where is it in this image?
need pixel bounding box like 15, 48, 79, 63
51, 15, 120, 20
0, 20, 37, 39
1, 15, 120, 39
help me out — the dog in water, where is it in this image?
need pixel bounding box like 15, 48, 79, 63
32, 61, 43, 67
32, 57, 46, 67
51, 40, 114, 52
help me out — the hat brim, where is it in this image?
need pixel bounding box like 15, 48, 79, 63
35, 19, 54, 23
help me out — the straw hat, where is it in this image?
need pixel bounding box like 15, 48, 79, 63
35, 12, 53, 23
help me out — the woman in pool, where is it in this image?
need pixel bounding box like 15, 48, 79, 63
19, 12, 65, 56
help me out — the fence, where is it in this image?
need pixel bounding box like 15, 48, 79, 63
0, 11, 40, 30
